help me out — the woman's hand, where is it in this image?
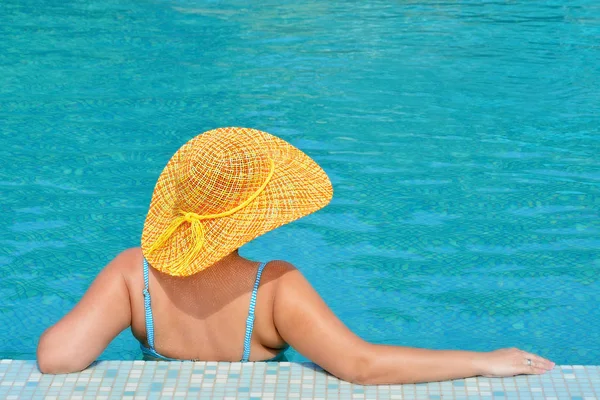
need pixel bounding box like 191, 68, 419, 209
476, 348, 555, 378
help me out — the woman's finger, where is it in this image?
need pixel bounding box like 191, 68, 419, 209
525, 365, 549, 375
522, 352, 554, 370
519, 354, 553, 375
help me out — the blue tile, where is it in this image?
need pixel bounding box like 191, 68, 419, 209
238, 387, 250, 393
167, 370, 179, 379
75, 386, 85, 391
150, 383, 162, 392
188, 387, 200, 392
453, 381, 465, 387
571, 397, 583, 400
104, 369, 117, 378
493, 391, 505, 396
429, 396, 441, 400
26, 382, 38, 387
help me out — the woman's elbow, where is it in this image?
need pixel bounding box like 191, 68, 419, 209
36, 351, 61, 374
37, 341, 61, 374
325, 351, 375, 385
37, 333, 87, 374
37, 348, 87, 374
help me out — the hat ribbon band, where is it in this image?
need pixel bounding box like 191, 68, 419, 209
147, 158, 275, 274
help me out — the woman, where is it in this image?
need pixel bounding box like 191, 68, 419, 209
37, 127, 555, 383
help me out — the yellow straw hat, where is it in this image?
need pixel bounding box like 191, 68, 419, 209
141, 127, 333, 277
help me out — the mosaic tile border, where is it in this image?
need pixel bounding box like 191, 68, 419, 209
0, 360, 598, 400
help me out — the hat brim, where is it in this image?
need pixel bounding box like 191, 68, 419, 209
141, 127, 333, 277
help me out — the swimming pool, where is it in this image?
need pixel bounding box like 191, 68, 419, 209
1, 0, 598, 365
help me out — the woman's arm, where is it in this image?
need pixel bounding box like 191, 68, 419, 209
37, 249, 135, 374
272, 264, 554, 384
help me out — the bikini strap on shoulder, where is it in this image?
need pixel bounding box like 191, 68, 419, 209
142, 258, 156, 349
241, 261, 268, 362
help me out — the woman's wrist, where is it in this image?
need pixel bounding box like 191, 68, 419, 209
470, 351, 488, 376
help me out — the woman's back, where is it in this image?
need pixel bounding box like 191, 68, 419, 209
123, 248, 290, 362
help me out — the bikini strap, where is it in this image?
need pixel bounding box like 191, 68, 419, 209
241, 261, 267, 362
142, 258, 156, 349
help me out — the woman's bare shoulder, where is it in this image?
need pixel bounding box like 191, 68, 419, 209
265, 259, 297, 272
115, 247, 144, 265
259, 259, 299, 289
108, 247, 144, 288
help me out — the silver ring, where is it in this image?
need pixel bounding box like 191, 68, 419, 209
527, 358, 532, 366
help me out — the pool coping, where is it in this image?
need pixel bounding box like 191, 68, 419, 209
0, 360, 598, 399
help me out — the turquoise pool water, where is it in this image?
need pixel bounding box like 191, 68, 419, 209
1, 0, 598, 365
